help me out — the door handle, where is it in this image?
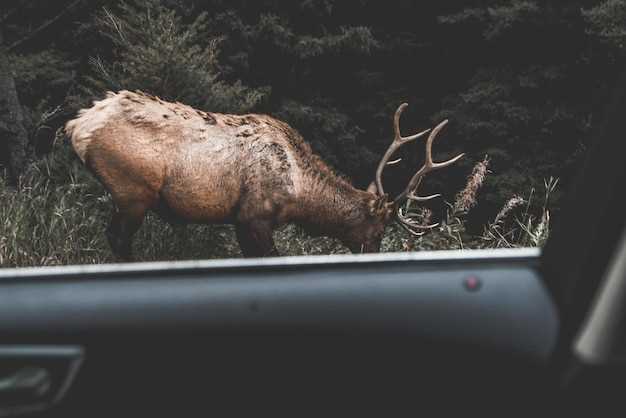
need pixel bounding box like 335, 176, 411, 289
0, 346, 83, 417
0, 367, 52, 398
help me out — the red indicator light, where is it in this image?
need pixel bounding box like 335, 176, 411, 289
464, 276, 482, 292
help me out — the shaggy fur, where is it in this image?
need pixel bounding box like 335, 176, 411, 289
66, 90, 391, 259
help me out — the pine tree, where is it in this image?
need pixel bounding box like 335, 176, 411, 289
78, 0, 267, 113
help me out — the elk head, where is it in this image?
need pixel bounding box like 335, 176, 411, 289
347, 103, 464, 253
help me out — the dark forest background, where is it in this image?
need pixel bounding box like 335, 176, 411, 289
0, 0, 623, 265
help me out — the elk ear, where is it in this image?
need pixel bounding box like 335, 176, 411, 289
384, 202, 395, 222
366, 181, 378, 195
368, 196, 390, 216
368, 198, 378, 215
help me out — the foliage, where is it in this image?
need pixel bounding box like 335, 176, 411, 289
0, 141, 109, 267
481, 177, 558, 248
9, 50, 75, 109
0, 0, 617, 265
583, 0, 626, 50
79, 0, 267, 113
434, 1, 596, 222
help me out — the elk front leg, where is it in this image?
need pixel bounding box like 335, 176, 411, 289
235, 220, 279, 258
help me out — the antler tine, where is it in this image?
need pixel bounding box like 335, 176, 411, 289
425, 120, 465, 169
396, 206, 440, 236
374, 103, 431, 195
407, 192, 441, 202
393, 119, 465, 205
397, 220, 427, 236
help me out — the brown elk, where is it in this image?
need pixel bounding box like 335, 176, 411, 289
65, 90, 463, 260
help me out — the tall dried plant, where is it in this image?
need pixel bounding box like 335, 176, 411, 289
451, 155, 490, 217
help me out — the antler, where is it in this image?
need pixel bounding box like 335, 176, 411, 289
393, 119, 465, 205
374, 103, 431, 196
374, 103, 465, 235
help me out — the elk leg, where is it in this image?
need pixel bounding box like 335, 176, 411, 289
106, 204, 147, 262
235, 221, 279, 258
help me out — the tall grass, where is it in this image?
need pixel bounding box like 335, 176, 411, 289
0, 144, 556, 268
0, 147, 107, 266
480, 177, 558, 248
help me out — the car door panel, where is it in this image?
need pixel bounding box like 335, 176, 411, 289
0, 249, 557, 416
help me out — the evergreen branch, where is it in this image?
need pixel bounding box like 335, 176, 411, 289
0, 1, 35, 25
7, 0, 84, 53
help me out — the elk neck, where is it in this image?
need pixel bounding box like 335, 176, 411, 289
290, 170, 371, 238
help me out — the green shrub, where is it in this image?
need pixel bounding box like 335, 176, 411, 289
583, 0, 626, 51
78, 0, 268, 113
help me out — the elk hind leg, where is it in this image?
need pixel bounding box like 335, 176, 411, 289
106, 202, 148, 262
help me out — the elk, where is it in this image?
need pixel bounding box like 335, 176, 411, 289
65, 90, 464, 260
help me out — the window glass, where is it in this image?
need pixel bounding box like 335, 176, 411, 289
1, 0, 613, 266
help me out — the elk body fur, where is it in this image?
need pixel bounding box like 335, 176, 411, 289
66, 90, 391, 259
